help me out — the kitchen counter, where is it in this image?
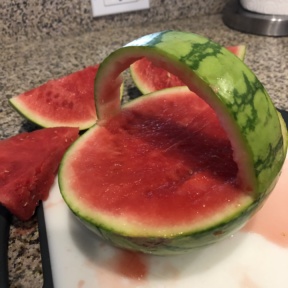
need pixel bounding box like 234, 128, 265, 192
1, 13, 288, 287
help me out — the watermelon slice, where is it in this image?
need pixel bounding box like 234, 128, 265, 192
130, 45, 246, 94
9, 65, 99, 130
59, 31, 287, 254
0, 127, 79, 220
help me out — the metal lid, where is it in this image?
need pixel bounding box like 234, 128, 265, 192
223, 0, 288, 36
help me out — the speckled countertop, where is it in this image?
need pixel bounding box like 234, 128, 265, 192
1, 8, 288, 288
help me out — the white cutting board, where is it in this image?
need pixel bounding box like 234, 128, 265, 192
43, 157, 288, 288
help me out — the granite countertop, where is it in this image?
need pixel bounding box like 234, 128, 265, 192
1, 13, 288, 287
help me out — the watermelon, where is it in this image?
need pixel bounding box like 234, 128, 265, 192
130, 45, 246, 94
0, 127, 79, 220
59, 31, 287, 254
9, 65, 99, 130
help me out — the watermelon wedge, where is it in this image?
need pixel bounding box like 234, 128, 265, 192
0, 127, 79, 220
130, 45, 246, 94
59, 31, 287, 254
9, 65, 99, 130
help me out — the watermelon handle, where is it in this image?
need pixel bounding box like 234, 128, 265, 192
129, 45, 247, 95
95, 30, 286, 197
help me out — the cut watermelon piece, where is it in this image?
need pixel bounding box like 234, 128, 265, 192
60, 31, 287, 254
130, 45, 246, 94
227, 45, 246, 59
0, 127, 79, 220
9, 65, 99, 130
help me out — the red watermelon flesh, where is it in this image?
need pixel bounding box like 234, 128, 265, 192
130, 46, 246, 94
64, 88, 251, 232
0, 127, 79, 220
9, 65, 99, 130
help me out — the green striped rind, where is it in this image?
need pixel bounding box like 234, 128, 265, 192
73, 195, 262, 255
129, 45, 246, 95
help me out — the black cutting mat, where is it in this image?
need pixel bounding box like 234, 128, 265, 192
279, 109, 288, 128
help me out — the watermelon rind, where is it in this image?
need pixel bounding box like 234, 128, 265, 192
130, 45, 247, 95
60, 31, 287, 254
